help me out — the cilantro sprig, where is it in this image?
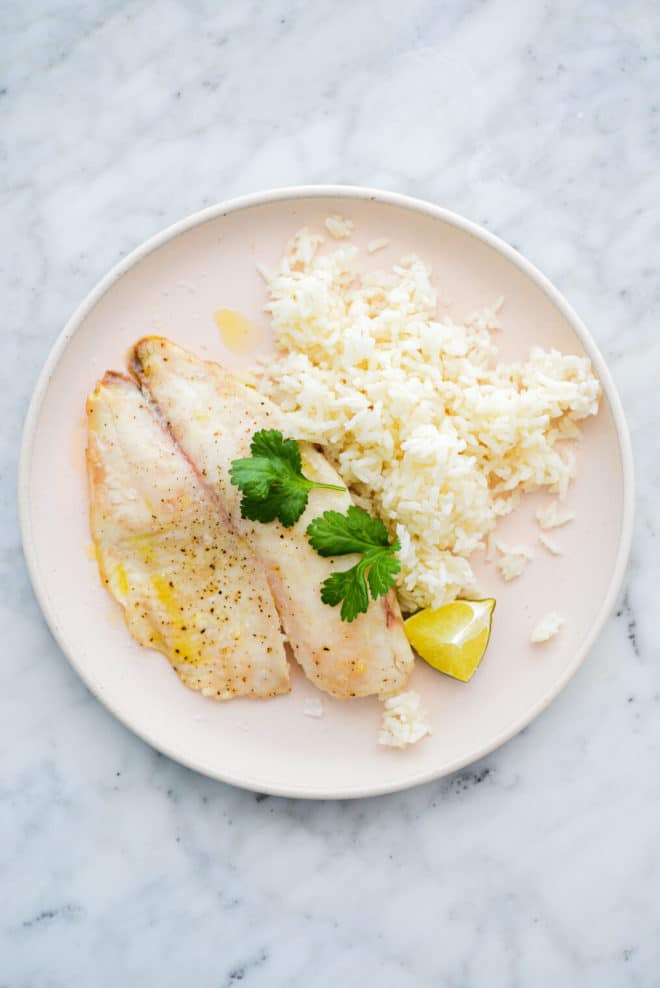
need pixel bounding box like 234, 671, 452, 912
306, 507, 401, 622
230, 433, 401, 620
229, 429, 345, 527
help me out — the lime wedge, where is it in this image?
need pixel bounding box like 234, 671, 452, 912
404, 598, 495, 682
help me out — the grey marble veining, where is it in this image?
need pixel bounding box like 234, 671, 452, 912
2, 1, 659, 984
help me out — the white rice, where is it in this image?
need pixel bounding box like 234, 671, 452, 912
495, 542, 533, 581
378, 691, 431, 748
303, 697, 324, 718
531, 612, 564, 643
538, 532, 562, 555
536, 500, 575, 530
367, 237, 390, 254
262, 227, 600, 611
324, 214, 354, 239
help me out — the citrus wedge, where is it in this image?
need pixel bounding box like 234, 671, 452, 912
404, 598, 495, 682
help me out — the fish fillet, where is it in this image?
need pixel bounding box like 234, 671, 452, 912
86, 371, 289, 699
129, 337, 414, 699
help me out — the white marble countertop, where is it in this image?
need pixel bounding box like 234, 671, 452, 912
3, 2, 658, 984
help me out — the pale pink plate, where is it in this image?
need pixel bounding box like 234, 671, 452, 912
19, 187, 634, 798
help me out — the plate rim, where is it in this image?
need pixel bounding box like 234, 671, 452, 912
18, 184, 635, 799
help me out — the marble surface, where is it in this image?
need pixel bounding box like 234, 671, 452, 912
2, 1, 658, 984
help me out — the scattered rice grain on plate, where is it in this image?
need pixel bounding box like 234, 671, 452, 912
262, 228, 600, 610
367, 237, 390, 253
324, 214, 354, 239
531, 612, 564, 643
484, 532, 498, 564
496, 542, 533, 581
536, 501, 575, 530
378, 691, 431, 748
256, 262, 275, 282
538, 532, 562, 555
303, 697, 324, 718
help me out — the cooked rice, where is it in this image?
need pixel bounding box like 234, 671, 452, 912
324, 214, 354, 239
538, 532, 562, 555
536, 500, 575, 530
495, 542, 533, 581
261, 228, 600, 610
367, 237, 390, 254
531, 612, 564, 643
378, 691, 431, 748
303, 697, 324, 718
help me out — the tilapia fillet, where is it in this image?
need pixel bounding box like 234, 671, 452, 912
86, 372, 289, 699
129, 337, 415, 699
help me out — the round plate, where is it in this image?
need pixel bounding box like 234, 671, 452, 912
19, 187, 634, 799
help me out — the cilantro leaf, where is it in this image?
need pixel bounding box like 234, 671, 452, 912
229, 429, 345, 528
307, 507, 401, 621
366, 549, 401, 598
229, 457, 281, 500
238, 487, 310, 527
306, 505, 393, 556
320, 563, 370, 623
250, 429, 303, 473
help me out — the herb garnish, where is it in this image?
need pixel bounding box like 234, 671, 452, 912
306, 507, 401, 622
229, 429, 345, 527
230, 434, 400, 620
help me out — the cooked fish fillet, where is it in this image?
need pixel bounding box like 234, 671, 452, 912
129, 337, 414, 699
86, 372, 289, 699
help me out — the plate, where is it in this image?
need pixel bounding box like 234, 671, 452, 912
19, 187, 634, 798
